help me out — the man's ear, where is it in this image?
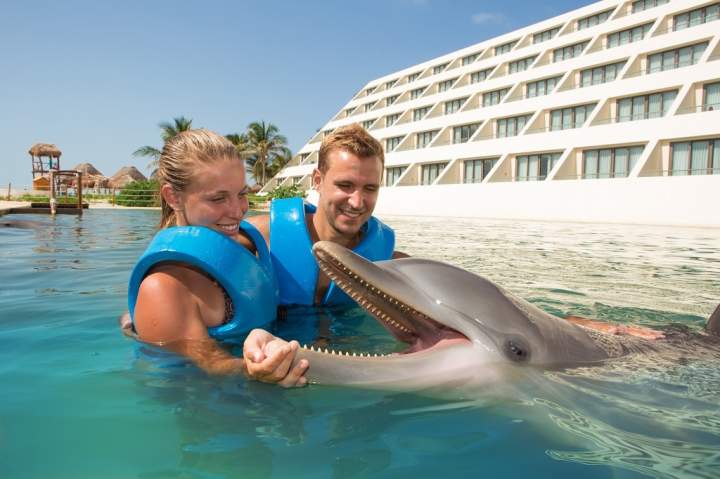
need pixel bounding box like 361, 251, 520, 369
311, 168, 323, 190
160, 184, 183, 212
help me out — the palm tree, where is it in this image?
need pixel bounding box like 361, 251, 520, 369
133, 116, 194, 171
266, 148, 293, 179
245, 121, 289, 186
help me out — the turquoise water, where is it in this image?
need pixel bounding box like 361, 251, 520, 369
1, 210, 719, 479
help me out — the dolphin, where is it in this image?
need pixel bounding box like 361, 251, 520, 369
293, 241, 720, 392
0, 218, 44, 230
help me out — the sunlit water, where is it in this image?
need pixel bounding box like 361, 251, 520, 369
1, 210, 719, 479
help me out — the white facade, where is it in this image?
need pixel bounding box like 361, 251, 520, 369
266, 0, 720, 227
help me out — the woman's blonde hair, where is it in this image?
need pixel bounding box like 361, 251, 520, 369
157, 129, 243, 228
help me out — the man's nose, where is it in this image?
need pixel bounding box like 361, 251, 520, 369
348, 190, 363, 209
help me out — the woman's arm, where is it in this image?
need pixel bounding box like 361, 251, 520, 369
133, 270, 308, 385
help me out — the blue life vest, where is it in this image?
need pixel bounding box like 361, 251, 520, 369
127, 223, 278, 339
269, 197, 395, 306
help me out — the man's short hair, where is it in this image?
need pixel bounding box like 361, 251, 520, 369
318, 123, 385, 173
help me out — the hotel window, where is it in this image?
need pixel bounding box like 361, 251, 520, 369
470, 68, 493, 84
364, 102, 375, 112
407, 72, 421, 82
508, 55, 537, 74
410, 87, 425, 100
674, 3, 720, 31
550, 103, 596, 130
362, 119, 376, 129
526, 76, 560, 98
453, 123, 480, 144
299, 153, 309, 164
444, 97, 467, 114
416, 130, 438, 148
553, 41, 589, 62
385, 113, 400, 127
516, 152, 561, 181
617, 90, 677, 122
385, 166, 407, 186
632, 0, 668, 13
344, 108, 354, 118
386, 95, 399, 107
385, 80, 397, 90
464, 158, 498, 183
483, 88, 509, 106
647, 42, 708, 73
462, 53, 479, 66
323, 129, 334, 138
421, 163, 447, 185
494, 40, 518, 56
607, 23, 652, 48
705, 82, 720, 111
580, 61, 626, 87
438, 78, 457, 93
365, 87, 375, 96
386, 136, 403, 152
583, 146, 643, 179
533, 26, 560, 44
577, 9, 612, 30
413, 105, 431, 121
433, 63, 449, 75
496, 114, 531, 138
671, 138, 720, 175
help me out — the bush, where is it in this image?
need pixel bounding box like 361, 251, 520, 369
115, 180, 160, 207
268, 184, 306, 200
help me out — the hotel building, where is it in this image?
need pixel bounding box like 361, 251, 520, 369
264, 0, 720, 226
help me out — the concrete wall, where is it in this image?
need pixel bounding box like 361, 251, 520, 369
374, 175, 720, 227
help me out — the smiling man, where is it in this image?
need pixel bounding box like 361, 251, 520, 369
241, 123, 402, 308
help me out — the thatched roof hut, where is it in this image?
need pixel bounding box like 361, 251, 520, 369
29, 143, 62, 158
109, 166, 147, 188
66, 163, 109, 188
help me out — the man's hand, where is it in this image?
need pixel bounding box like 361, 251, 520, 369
243, 329, 309, 387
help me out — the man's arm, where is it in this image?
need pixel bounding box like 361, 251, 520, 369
565, 315, 665, 340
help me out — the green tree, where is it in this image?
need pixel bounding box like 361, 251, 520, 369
133, 116, 194, 171
266, 148, 293, 179
245, 121, 289, 186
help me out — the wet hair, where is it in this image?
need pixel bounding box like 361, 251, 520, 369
317, 123, 384, 173
157, 129, 243, 229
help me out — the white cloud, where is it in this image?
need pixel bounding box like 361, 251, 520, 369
471, 12, 507, 25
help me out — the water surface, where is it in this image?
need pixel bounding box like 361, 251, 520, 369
1, 210, 718, 478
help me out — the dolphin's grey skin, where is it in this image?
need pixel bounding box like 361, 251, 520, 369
0, 219, 44, 230
293, 241, 719, 391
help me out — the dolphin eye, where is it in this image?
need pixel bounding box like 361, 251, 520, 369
504, 338, 530, 363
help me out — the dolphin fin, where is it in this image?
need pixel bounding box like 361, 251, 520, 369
706, 303, 720, 336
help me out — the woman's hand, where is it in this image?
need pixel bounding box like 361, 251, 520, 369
243, 329, 309, 387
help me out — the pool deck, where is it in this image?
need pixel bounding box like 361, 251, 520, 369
0, 200, 161, 215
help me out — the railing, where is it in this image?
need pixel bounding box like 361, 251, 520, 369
676, 103, 720, 114
2, 184, 160, 207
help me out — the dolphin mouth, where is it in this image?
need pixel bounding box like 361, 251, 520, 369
313, 241, 470, 355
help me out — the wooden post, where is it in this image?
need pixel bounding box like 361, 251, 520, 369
111, 188, 116, 206
49, 170, 57, 216
77, 172, 83, 216
6, 182, 10, 200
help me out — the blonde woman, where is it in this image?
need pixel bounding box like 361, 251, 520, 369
123, 129, 307, 387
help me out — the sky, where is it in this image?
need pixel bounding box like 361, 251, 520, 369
0, 0, 591, 188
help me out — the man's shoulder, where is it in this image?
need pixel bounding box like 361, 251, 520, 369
246, 214, 270, 234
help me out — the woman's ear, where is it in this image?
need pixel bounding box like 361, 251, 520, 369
160, 184, 183, 212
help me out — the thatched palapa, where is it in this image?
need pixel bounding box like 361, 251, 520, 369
67, 163, 109, 188
109, 166, 147, 188
29, 143, 62, 158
